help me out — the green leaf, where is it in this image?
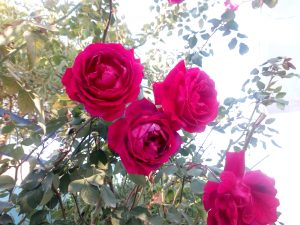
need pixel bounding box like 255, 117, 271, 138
221, 10, 235, 22
237, 33, 248, 38
100, 186, 117, 208
166, 207, 181, 223
18, 186, 44, 214
271, 139, 281, 148
190, 179, 205, 194
149, 216, 163, 225
128, 174, 147, 186
80, 185, 101, 205
239, 43, 249, 55
17, 89, 36, 114
30, 210, 48, 225
228, 37, 237, 50
188, 35, 197, 48
1, 124, 15, 134
21, 169, 47, 191
263, 0, 278, 8
250, 137, 258, 147
265, 118, 276, 124
1, 76, 21, 95
68, 179, 87, 193
276, 92, 286, 99
9, 146, 24, 160
0, 214, 13, 225
0, 175, 15, 191
162, 165, 178, 175
187, 168, 203, 177
191, 53, 202, 67
256, 81, 265, 90
250, 68, 259, 75
224, 97, 236, 106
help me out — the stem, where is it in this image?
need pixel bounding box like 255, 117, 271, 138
179, 177, 185, 203
200, 24, 222, 51
52, 184, 66, 220
243, 113, 266, 150
102, 0, 113, 42
52, 3, 82, 25
130, 185, 140, 211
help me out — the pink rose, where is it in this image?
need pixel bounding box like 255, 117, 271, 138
108, 98, 182, 176
168, 0, 185, 4
203, 151, 279, 225
62, 43, 143, 121
153, 60, 218, 133
224, 0, 239, 11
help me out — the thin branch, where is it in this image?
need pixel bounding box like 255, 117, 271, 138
52, 3, 82, 25
243, 113, 266, 150
179, 177, 185, 203
102, 0, 113, 42
52, 184, 66, 220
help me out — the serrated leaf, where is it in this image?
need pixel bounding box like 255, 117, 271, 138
239, 43, 249, 55
0, 176, 15, 191
149, 216, 163, 225
101, 186, 117, 208
228, 37, 237, 50
128, 174, 147, 186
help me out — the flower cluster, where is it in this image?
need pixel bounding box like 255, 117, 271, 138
203, 151, 279, 225
62, 43, 218, 176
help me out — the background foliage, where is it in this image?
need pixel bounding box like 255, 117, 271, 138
0, 0, 297, 224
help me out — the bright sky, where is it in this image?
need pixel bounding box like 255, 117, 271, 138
119, 1, 300, 224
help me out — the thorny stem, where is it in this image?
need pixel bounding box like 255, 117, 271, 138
102, 0, 113, 42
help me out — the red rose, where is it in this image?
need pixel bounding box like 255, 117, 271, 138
62, 43, 143, 121
153, 60, 218, 133
108, 98, 182, 176
203, 151, 279, 225
168, 0, 185, 4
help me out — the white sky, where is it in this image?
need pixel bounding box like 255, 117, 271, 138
119, 1, 300, 224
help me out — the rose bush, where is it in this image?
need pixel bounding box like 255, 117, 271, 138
108, 98, 182, 176
153, 60, 218, 133
62, 43, 144, 121
203, 150, 279, 225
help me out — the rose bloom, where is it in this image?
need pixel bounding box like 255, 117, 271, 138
168, 0, 185, 4
108, 98, 182, 176
153, 60, 218, 133
224, 0, 239, 11
203, 151, 279, 225
62, 43, 143, 121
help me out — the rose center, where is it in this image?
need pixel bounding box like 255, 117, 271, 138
132, 123, 166, 159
